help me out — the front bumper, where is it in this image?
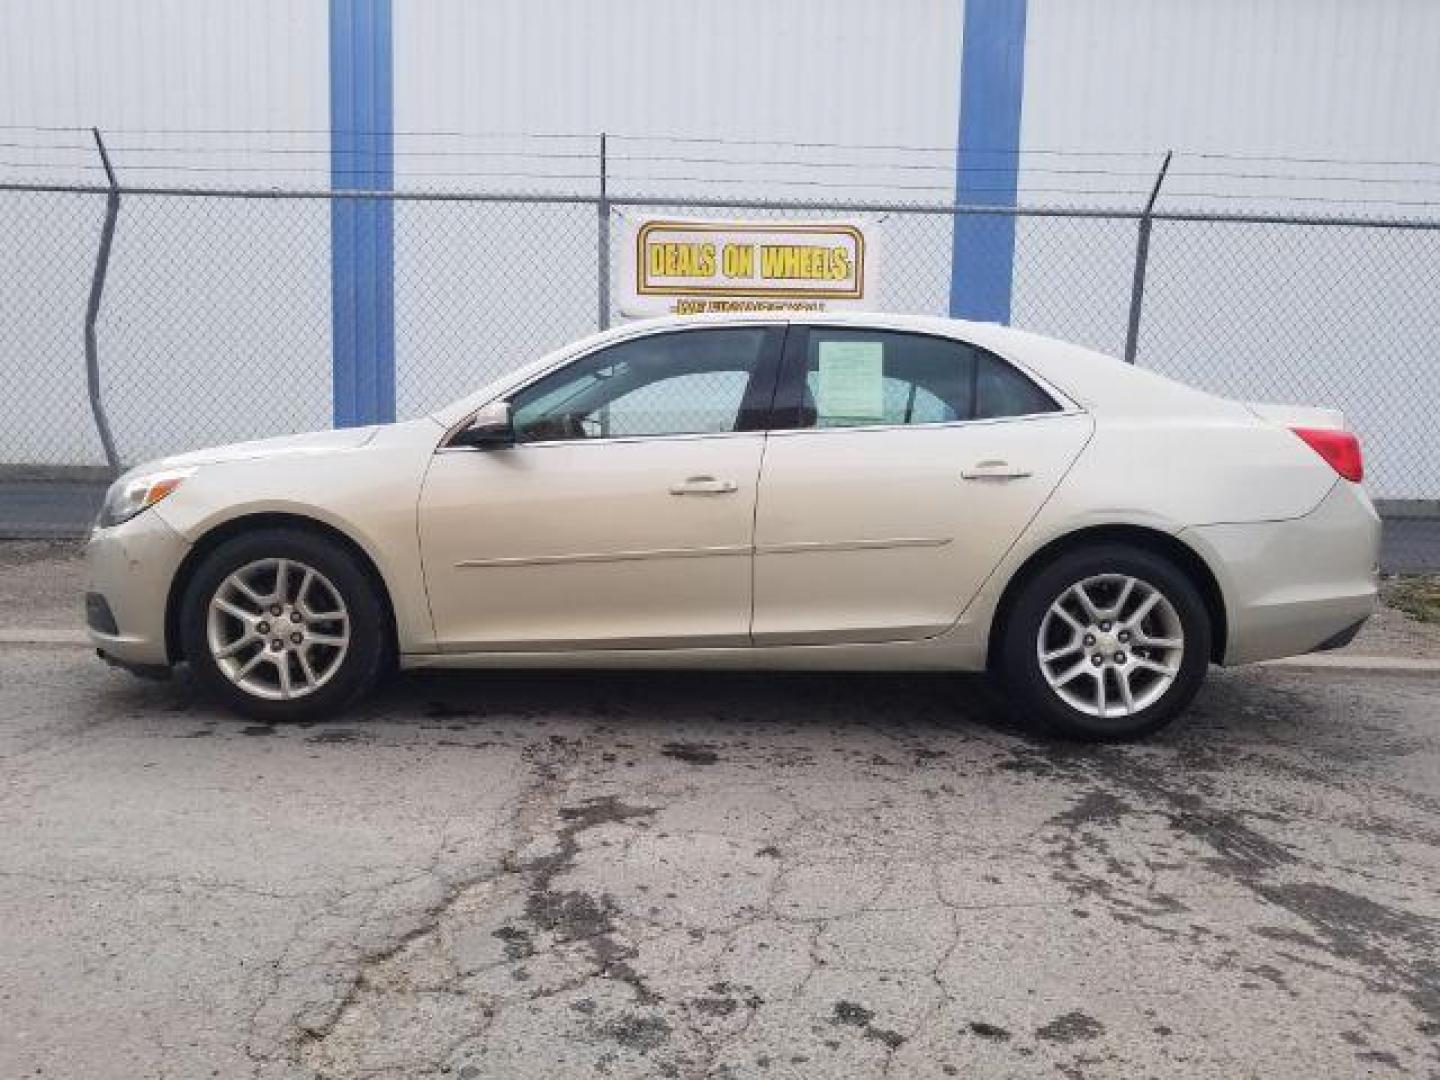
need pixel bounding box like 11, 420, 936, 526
84, 510, 192, 667
1183, 480, 1381, 666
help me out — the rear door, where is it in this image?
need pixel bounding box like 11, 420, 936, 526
752, 324, 1092, 645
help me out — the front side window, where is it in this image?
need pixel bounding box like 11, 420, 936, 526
510, 327, 772, 442
787, 327, 1058, 429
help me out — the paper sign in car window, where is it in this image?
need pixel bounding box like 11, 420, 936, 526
817, 340, 885, 423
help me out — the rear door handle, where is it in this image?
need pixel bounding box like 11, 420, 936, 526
670, 475, 738, 496
961, 460, 1032, 481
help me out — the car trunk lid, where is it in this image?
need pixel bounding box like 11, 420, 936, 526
1243, 401, 1347, 431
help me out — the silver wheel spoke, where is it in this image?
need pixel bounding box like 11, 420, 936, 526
1127, 590, 1162, 627
232, 575, 268, 608
1051, 658, 1091, 687
213, 597, 254, 622
1134, 657, 1177, 677
296, 568, 316, 610
206, 557, 350, 702
1042, 641, 1082, 663
214, 634, 255, 659
1108, 578, 1136, 619
1070, 583, 1103, 622
1049, 602, 1084, 634
234, 649, 268, 680
297, 650, 319, 687
1134, 632, 1182, 649
1117, 667, 1137, 714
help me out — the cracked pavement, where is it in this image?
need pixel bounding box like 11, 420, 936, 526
2, 548, 1439, 1077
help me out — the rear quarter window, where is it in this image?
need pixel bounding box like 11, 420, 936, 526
974, 352, 1060, 419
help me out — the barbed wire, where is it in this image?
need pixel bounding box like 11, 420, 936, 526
4, 121, 1440, 171
5, 124, 1440, 210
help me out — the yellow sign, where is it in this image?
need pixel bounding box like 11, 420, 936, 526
618, 216, 878, 317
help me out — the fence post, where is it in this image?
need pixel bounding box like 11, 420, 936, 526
1122, 149, 1172, 365
84, 127, 122, 473
597, 132, 610, 331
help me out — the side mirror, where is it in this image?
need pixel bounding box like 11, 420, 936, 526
454, 400, 514, 449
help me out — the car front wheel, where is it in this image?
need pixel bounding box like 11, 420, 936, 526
181, 528, 390, 720
997, 545, 1212, 741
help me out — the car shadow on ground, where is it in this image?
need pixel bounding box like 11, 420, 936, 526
127, 664, 1023, 740
119, 660, 1338, 762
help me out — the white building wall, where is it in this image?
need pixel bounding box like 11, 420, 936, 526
0, 0, 330, 142
0, 0, 332, 466
1017, 0, 1440, 498
0, 0, 1434, 496
395, 0, 961, 150
388, 0, 964, 415
1022, 0, 1440, 173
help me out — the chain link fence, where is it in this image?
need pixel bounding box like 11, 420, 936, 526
1, 181, 1436, 561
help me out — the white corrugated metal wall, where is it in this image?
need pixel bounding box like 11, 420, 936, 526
1019, 0, 1440, 498
389, 0, 964, 416
0, 0, 1434, 494
0, 0, 332, 464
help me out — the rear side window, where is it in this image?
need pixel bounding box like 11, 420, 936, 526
974, 351, 1060, 419
785, 327, 1057, 429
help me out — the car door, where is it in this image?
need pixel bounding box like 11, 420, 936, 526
418, 324, 783, 651
752, 323, 1092, 645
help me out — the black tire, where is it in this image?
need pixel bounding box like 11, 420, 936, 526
996, 544, 1211, 741
181, 527, 390, 721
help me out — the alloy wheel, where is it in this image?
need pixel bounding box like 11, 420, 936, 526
205, 557, 350, 701
1035, 573, 1185, 719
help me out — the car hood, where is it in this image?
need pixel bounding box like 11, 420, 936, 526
147, 426, 380, 470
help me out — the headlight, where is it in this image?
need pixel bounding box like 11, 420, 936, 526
99, 467, 195, 528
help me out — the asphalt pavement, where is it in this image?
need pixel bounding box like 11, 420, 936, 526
1, 542, 1438, 1079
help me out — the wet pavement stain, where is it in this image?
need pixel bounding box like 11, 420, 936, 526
304, 729, 370, 745
1035, 1011, 1106, 1044
831, 1000, 906, 1050
600, 1013, 671, 1053
1051, 790, 1132, 828
968, 1021, 1013, 1042
660, 742, 720, 765
490, 925, 534, 961
517, 795, 661, 1005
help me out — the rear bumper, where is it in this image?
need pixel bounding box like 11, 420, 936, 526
84, 511, 191, 667
1182, 480, 1381, 666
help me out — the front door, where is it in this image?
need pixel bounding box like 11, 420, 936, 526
752, 324, 1092, 645
418, 325, 783, 651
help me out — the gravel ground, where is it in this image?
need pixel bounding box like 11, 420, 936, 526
1, 542, 1438, 1079
1354, 580, 1440, 659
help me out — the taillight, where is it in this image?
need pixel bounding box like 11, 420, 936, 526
1291, 427, 1363, 482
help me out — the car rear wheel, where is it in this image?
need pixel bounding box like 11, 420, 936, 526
181, 528, 389, 721
997, 544, 1211, 741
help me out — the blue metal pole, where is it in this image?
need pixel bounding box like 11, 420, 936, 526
949, 0, 1028, 324
329, 0, 395, 426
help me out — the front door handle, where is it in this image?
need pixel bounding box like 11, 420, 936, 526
961, 460, 1032, 481
670, 475, 739, 496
